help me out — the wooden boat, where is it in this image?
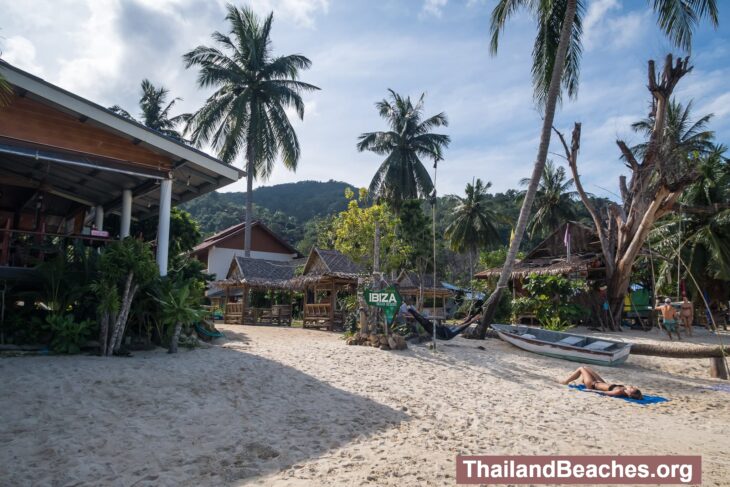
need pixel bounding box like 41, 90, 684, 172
491, 324, 631, 366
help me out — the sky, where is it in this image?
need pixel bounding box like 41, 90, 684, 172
1, 0, 729, 200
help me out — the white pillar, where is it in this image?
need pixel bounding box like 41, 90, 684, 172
94, 205, 104, 230
120, 189, 132, 238
156, 179, 172, 276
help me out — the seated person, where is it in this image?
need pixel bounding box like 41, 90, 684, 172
560, 366, 643, 400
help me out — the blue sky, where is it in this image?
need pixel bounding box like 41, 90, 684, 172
1, 0, 728, 199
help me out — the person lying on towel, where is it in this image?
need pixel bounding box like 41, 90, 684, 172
560, 366, 643, 400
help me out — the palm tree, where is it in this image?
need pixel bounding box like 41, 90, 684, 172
156, 281, 205, 354
519, 160, 578, 238
445, 178, 502, 279
476, 0, 719, 338
109, 79, 189, 141
183, 4, 319, 257
357, 90, 450, 213
630, 99, 715, 161
651, 144, 730, 295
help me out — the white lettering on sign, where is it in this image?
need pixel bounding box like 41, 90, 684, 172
371, 293, 398, 304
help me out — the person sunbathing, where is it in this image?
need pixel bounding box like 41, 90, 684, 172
560, 366, 643, 400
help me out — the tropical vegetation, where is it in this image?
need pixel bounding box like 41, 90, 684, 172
109, 79, 189, 141
477, 0, 720, 337
183, 4, 319, 257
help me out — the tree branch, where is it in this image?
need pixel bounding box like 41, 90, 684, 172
555, 123, 615, 275
616, 140, 639, 171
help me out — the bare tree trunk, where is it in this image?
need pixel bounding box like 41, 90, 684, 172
474, 0, 578, 339
112, 284, 138, 353
168, 321, 182, 354
107, 272, 134, 356
244, 143, 255, 257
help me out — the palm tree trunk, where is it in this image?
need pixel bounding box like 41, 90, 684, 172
168, 321, 182, 354
99, 313, 109, 357
244, 143, 255, 257
474, 0, 578, 339
373, 219, 381, 273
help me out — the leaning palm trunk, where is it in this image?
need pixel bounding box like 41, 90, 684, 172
168, 321, 182, 354
107, 272, 134, 356
99, 313, 111, 356
474, 0, 578, 338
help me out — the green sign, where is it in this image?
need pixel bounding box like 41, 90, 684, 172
364, 286, 403, 325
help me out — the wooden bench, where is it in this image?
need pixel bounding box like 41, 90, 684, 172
224, 303, 243, 324
303, 303, 332, 330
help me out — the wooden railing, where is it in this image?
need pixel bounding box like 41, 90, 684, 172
224, 303, 292, 326
1, 228, 112, 267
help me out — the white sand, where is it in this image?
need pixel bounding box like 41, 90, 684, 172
1, 325, 729, 486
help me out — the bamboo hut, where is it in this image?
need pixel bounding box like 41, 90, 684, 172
293, 248, 362, 330
395, 270, 454, 318
474, 222, 607, 325
474, 222, 605, 281
215, 256, 303, 325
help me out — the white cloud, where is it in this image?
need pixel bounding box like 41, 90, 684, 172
421, 0, 448, 18
57, 0, 125, 100
1, 36, 44, 75
583, 0, 648, 52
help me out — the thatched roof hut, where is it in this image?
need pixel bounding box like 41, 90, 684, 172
474, 222, 605, 280
215, 256, 305, 291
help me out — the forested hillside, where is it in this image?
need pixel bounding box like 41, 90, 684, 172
181, 180, 356, 246
181, 178, 609, 273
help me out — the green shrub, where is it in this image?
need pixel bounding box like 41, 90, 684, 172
46, 314, 93, 354
512, 273, 588, 329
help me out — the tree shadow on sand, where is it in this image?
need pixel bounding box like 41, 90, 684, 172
0, 347, 408, 486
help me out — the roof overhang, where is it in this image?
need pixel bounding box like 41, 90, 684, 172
0, 61, 244, 217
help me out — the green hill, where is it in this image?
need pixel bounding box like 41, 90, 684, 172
181, 180, 356, 247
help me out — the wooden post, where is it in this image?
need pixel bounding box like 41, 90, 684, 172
329, 279, 336, 330
240, 284, 248, 326
710, 357, 729, 380
224, 286, 230, 323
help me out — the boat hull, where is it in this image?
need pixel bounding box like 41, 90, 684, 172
493, 325, 631, 366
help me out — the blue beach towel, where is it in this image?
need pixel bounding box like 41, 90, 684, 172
569, 384, 669, 405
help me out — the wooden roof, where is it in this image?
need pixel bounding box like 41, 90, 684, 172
474, 222, 604, 279
302, 247, 362, 277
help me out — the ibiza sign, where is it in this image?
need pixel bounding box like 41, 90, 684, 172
364, 286, 403, 325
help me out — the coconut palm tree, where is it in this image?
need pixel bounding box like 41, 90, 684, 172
519, 160, 578, 238
476, 0, 719, 338
651, 144, 730, 295
630, 99, 715, 161
183, 5, 319, 257
445, 178, 503, 278
109, 79, 189, 141
357, 90, 450, 213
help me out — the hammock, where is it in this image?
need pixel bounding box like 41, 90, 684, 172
407, 307, 475, 340
194, 323, 225, 339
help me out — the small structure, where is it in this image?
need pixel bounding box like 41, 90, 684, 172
395, 271, 454, 318
296, 248, 362, 330
474, 222, 605, 281
474, 222, 606, 325
216, 256, 302, 325
191, 221, 301, 282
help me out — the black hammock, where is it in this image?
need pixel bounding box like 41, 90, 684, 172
407, 307, 475, 340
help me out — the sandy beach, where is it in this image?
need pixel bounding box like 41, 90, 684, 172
1, 325, 729, 486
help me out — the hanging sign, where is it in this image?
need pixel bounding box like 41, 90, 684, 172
364, 286, 403, 325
